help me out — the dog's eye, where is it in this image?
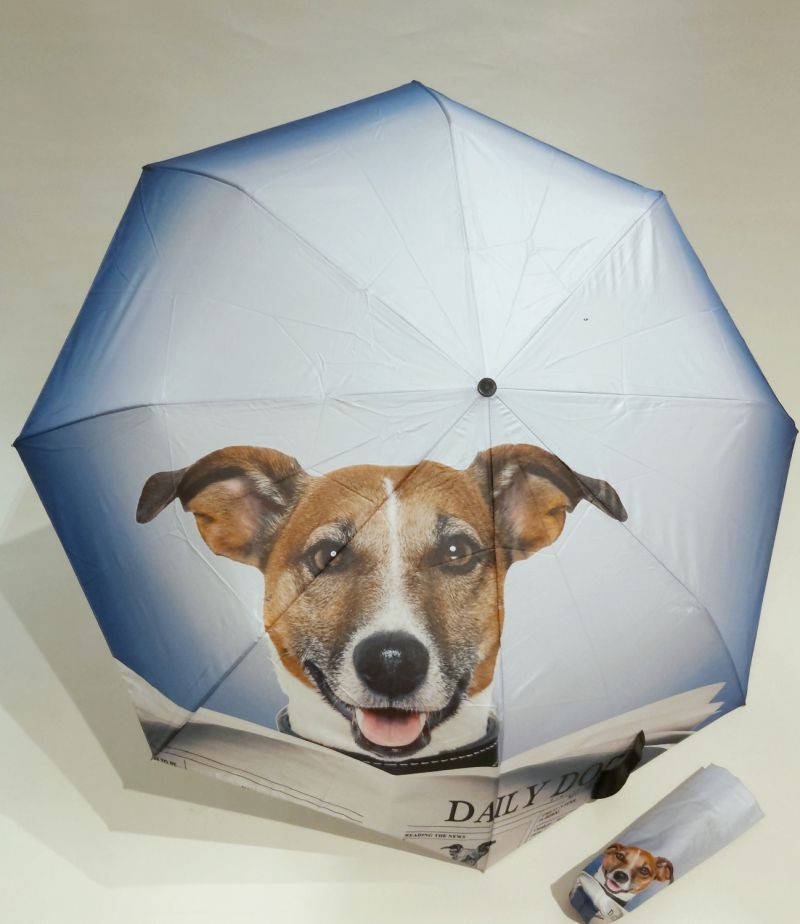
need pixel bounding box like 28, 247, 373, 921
433, 533, 481, 573
305, 539, 348, 576
616, 852, 626, 862
640, 866, 650, 877
444, 538, 468, 560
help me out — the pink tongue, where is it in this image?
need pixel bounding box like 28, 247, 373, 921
606, 879, 622, 893
356, 709, 425, 748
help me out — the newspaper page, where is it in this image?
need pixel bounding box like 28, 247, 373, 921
122, 662, 723, 871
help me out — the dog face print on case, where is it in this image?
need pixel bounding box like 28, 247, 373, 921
571, 842, 674, 921
596, 843, 674, 902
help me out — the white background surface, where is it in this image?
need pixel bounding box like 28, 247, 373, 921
1, 2, 798, 921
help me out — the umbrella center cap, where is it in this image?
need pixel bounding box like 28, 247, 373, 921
477, 377, 497, 397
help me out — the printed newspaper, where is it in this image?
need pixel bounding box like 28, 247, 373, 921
120, 662, 722, 871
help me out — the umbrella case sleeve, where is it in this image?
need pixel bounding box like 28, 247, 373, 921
567, 764, 763, 921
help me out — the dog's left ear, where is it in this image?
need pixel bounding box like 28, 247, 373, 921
655, 857, 674, 883
468, 443, 627, 559
136, 446, 309, 568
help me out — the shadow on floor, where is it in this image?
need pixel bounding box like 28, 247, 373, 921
0, 516, 454, 884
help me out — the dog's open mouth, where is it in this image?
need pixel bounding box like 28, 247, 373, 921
604, 878, 623, 894
355, 707, 427, 749
303, 660, 467, 758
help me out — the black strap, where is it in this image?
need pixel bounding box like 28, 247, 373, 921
591, 730, 645, 799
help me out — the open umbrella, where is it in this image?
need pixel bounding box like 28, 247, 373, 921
15, 82, 794, 869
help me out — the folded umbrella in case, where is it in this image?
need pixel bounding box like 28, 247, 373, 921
15, 82, 794, 867
569, 765, 763, 919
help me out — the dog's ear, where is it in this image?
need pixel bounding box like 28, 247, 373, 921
655, 857, 674, 883
135, 467, 190, 524
136, 446, 309, 567
468, 444, 627, 559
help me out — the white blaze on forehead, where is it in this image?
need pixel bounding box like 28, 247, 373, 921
623, 849, 644, 869
382, 476, 402, 592
375, 475, 428, 641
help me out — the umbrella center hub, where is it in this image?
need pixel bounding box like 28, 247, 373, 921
477, 377, 497, 397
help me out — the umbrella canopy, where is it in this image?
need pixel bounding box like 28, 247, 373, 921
16, 82, 794, 868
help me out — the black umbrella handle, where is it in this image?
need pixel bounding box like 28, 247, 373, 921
591, 730, 646, 800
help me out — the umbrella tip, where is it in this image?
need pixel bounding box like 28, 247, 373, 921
477, 378, 497, 397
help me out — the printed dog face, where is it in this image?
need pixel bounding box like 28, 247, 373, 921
137, 443, 627, 760
595, 842, 674, 903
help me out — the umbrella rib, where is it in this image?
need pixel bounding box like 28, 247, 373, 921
19, 386, 767, 447
538, 307, 723, 371
495, 192, 665, 380
501, 397, 755, 533
417, 85, 488, 373
493, 394, 747, 703
139, 380, 282, 753
15, 396, 325, 444
499, 385, 768, 406
161, 294, 178, 404
151, 635, 267, 759
15, 389, 478, 444
484, 398, 507, 816
364, 298, 474, 384
345, 152, 475, 363
552, 552, 614, 709
136, 182, 161, 257
486, 149, 564, 369
143, 163, 477, 384
328, 386, 472, 400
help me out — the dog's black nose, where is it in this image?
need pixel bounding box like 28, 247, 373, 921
353, 631, 429, 697
612, 870, 628, 884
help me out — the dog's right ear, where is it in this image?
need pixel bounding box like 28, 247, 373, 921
136, 446, 309, 568
468, 443, 627, 561
655, 857, 674, 883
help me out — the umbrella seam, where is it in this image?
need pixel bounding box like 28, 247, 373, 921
150, 640, 272, 760
19, 388, 779, 447
136, 181, 161, 257
161, 294, 178, 404
484, 397, 505, 845
499, 386, 768, 404
495, 192, 666, 380
148, 403, 266, 754
417, 84, 489, 375
540, 307, 723, 371
343, 150, 476, 363
142, 163, 479, 384
552, 552, 614, 711
15, 389, 477, 444
486, 148, 562, 370
493, 394, 747, 703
